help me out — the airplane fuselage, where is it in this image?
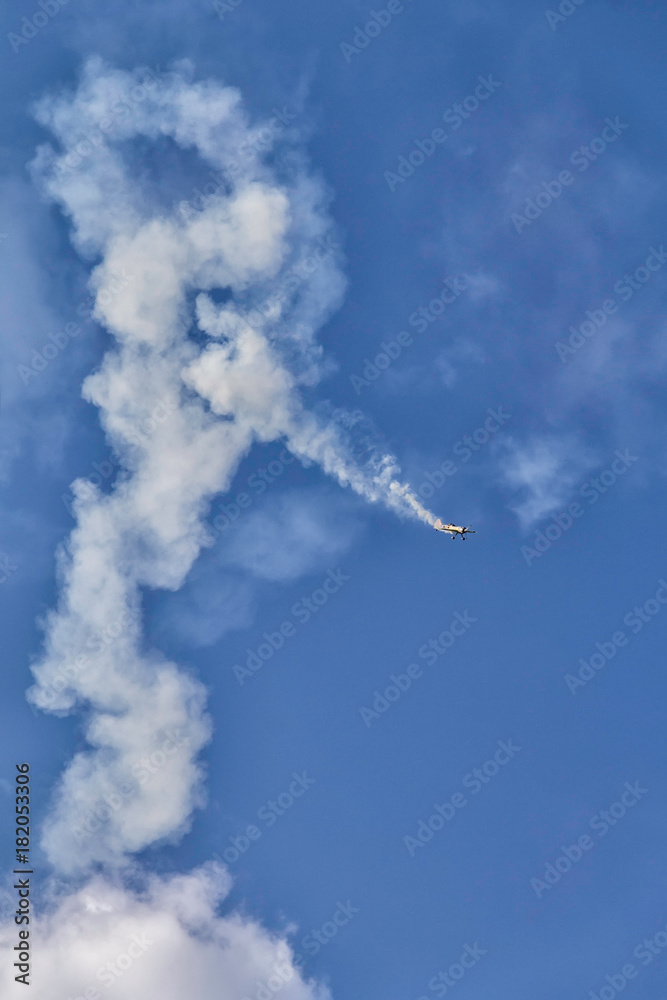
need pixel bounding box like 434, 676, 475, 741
433, 518, 475, 538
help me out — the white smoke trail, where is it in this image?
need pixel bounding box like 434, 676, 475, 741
2, 56, 434, 999
25, 58, 433, 872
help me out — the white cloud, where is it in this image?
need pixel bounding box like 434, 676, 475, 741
153, 566, 256, 649
151, 490, 358, 648
219, 489, 360, 582
0, 865, 329, 1000
500, 434, 596, 530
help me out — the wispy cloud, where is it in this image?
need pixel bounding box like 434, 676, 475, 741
218, 489, 360, 582
500, 434, 596, 530
153, 489, 359, 648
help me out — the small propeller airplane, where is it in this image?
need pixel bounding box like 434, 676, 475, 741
434, 518, 476, 540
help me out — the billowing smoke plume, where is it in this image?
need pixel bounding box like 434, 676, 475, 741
27, 57, 434, 872
1, 57, 434, 998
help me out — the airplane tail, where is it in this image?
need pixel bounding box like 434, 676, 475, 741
434, 518, 442, 530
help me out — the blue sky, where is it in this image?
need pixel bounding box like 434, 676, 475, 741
1, 1, 667, 998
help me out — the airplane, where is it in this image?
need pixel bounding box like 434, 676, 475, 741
434, 518, 476, 540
